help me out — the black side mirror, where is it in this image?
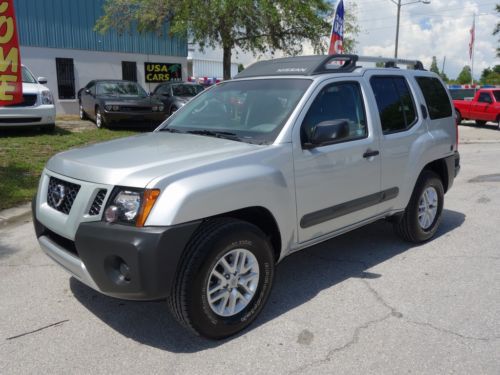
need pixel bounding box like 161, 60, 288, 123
305, 120, 350, 149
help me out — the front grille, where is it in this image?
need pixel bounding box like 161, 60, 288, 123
45, 229, 78, 257
4, 94, 37, 107
120, 106, 151, 112
88, 189, 107, 215
47, 177, 81, 215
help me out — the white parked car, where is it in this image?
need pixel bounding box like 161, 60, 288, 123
0, 65, 56, 130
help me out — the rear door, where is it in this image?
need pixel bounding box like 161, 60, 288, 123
293, 78, 382, 243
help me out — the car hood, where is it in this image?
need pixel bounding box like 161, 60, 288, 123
22, 82, 47, 94
46, 132, 260, 187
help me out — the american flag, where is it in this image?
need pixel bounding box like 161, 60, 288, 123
469, 18, 475, 60
328, 0, 344, 55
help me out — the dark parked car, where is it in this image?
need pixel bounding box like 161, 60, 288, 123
78, 80, 167, 128
151, 82, 204, 116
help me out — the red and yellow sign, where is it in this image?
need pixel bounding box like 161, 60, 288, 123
0, 0, 22, 106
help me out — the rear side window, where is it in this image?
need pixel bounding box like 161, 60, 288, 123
416, 77, 452, 119
370, 76, 417, 134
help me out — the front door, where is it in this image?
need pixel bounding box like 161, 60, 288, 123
293, 79, 382, 243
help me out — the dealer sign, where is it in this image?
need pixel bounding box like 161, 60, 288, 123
0, 0, 22, 105
144, 62, 182, 83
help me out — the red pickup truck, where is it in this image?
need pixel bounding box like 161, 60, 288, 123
453, 88, 500, 129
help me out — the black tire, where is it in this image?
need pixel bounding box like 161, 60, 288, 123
496, 116, 500, 130
95, 107, 105, 128
455, 109, 462, 125
394, 170, 444, 243
168, 218, 275, 339
79, 102, 88, 120
475, 120, 486, 126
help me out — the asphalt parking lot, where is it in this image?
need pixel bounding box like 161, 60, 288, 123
0, 124, 499, 374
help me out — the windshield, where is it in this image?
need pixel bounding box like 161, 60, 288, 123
172, 84, 204, 97
96, 82, 148, 97
21, 66, 37, 83
160, 79, 311, 144
493, 90, 500, 102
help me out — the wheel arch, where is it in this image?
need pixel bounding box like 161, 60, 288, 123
212, 206, 282, 262
422, 158, 449, 193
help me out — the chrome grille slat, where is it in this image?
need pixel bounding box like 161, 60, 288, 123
47, 177, 80, 215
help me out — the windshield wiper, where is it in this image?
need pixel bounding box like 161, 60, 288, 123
186, 130, 242, 142
159, 128, 185, 133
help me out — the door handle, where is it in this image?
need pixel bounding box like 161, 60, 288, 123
363, 150, 379, 158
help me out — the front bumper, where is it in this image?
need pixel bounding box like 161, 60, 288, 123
33, 200, 200, 300
0, 104, 56, 127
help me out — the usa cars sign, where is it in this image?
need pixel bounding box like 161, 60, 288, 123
0, 0, 22, 105
144, 62, 182, 83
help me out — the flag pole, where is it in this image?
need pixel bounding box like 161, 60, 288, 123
471, 13, 475, 87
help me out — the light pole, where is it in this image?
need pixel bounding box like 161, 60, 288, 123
391, 0, 431, 58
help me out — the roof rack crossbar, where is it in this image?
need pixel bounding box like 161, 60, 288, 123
356, 56, 425, 70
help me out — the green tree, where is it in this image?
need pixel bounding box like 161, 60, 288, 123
494, 4, 500, 57
429, 56, 440, 74
237, 63, 245, 73
480, 65, 500, 85
456, 65, 472, 84
96, 0, 359, 80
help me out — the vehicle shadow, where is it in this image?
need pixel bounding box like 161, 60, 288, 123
70, 209, 465, 353
0, 126, 71, 137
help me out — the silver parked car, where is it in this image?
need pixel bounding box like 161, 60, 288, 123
33, 55, 460, 339
0, 65, 56, 130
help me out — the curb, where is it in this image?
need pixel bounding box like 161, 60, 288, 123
0, 203, 32, 226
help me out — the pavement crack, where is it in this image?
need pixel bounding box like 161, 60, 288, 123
289, 313, 392, 374
5, 320, 69, 341
403, 320, 500, 342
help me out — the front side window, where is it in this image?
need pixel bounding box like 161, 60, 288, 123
172, 84, 204, 97
301, 81, 367, 145
160, 79, 311, 145
370, 76, 417, 134
415, 77, 452, 120
478, 92, 492, 103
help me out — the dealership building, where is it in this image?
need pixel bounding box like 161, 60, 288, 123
13, 0, 190, 114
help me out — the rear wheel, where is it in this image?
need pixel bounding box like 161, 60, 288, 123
168, 218, 275, 339
394, 170, 444, 243
496, 116, 500, 130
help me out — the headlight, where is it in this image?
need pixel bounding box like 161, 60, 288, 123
152, 106, 158, 112
41, 90, 53, 105
104, 104, 112, 111
104, 188, 160, 227
158, 105, 164, 112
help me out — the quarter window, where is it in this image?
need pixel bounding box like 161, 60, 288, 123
416, 77, 453, 119
301, 82, 367, 145
370, 76, 417, 134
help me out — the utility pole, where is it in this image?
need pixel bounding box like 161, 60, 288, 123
392, 0, 431, 59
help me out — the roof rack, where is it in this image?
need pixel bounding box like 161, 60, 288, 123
235, 54, 425, 79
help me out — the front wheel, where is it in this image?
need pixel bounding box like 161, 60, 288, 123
168, 219, 275, 339
496, 116, 500, 130
455, 109, 462, 125
394, 170, 444, 243
95, 107, 105, 128
79, 103, 88, 120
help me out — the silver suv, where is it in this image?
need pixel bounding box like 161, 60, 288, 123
33, 55, 460, 339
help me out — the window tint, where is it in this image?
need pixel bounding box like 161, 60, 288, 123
493, 91, 500, 101
370, 76, 417, 133
478, 92, 492, 103
301, 82, 367, 145
416, 77, 453, 119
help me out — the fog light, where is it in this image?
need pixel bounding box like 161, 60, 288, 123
112, 105, 120, 111
104, 105, 112, 111
119, 262, 131, 282
104, 205, 120, 222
